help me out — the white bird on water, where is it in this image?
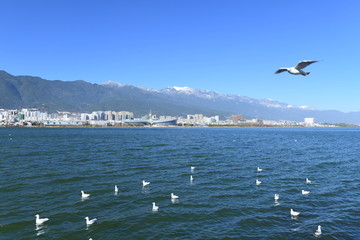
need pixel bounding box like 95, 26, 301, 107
142, 180, 150, 187
85, 217, 97, 225
274, 194, 279, 201
152, 202, 159, 212
35, 214, 49, 225
306, 178, 312, 184
275, 60, 318, 76
190, 175, 194, 182
191, 166, 195, 172
302, 190, 310, 195
81, 190, 90, 199
257, 167, 263, 173
114, 185, 119, 194
290, 208, 300, 217
171, 193, 179, 199
256, 179, 262, 185
314, 225, 322, 237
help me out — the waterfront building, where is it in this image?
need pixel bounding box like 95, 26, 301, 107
304, 117, 315, 126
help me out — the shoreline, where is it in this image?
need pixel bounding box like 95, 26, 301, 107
1, 123, 358, 128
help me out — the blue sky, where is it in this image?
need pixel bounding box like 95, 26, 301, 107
1, 1, 360, 112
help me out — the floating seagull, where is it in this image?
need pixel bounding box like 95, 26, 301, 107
302, 190, 310, 195
256, 179, 262, 185
191, 166, 195, 172
85, 217, 97, 225
257, 167, 263, 172
290, 208, 300, 217
35, 214, 49, 225
314, 225, 322, 237
275, 60, 318, 76
190, 175, 194, 182
81, 190, 90, 199
274, 194, 280, 201
306, 178, 312, 184
142, 180, 150, 187
171, 193, 179, 199
114, 185, 119, 194
152, 202, 159, 212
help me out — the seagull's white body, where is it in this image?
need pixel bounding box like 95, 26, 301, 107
190, 175, 194, 182
290, 208, 300, 217
114, 185, 119, 193
81, 190, 90, 199
85, 217, 97, 225
275, 60, 318, 76
191, 166, 195, 172
314, 225, 322, 236
171, 193, 179, 199
256, 179, 262, 185
152, 202, 159, 211
257, 167, 263, 172
302, 190, 310, 195
306, 178, 312, 184
274, 194, 279, 201
142, 180, 150, 187
35, 214, 49, 225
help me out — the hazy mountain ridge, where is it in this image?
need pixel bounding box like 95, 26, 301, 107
1, 70, 360, 123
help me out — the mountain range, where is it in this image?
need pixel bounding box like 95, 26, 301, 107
1, 70, 359, 124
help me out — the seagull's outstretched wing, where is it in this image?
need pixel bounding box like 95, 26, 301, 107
275, 68, 287, 74
295, 60, 318, 70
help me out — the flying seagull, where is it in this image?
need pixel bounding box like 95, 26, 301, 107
275, 60, 318, 76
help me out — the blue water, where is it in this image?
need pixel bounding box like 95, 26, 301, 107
0, 127, 359, 240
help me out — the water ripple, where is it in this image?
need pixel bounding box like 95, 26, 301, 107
0, 127, 359, 239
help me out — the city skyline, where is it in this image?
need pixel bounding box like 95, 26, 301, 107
0, 107, 325, 127
1, 1, 360, 112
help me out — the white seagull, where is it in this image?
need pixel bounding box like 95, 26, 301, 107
171, 193, 179, 199
314, 225, 322, 236
191, 166, 196, 172
256, 179, 262, 185
81, 190, 90, 199
275, 60, 318, 76
190, 175, 194, 182
142, 180, 150, 187
274, 194, 280, 201
290, 208, 300, 217
152, 202, 159, 212
302, 190, 310, 195
114, 185, 119, 194
257, 167, 263, 172
306, 178, 312, 184
85, 217, 97, 225
35, 214, 49, 225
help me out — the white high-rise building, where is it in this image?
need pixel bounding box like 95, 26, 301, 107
304, 117, 315, 126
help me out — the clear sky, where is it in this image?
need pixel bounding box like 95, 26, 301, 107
1, 0, 360, 112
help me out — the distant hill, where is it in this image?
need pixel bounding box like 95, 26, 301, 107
1, 70, 360, 123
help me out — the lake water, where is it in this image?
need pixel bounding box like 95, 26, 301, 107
0, 127, 359, 240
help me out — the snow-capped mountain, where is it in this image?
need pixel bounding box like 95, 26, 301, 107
104, 84, 314, 111
2, 70, 358, 123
